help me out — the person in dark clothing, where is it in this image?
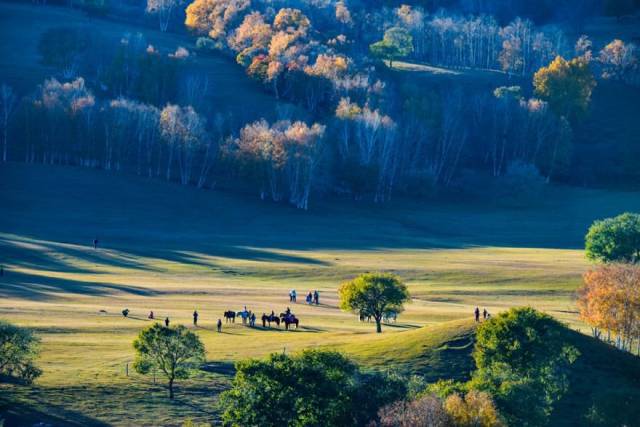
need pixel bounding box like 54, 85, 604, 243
165, 317, 170, 327
122, 308, 129, 318
313, 290, 319, 305
148, 311, 154, 319
483, 309, 488, 320
474, 307, 480, 322
93, 238, 99, 249
217, 318, 222, 332
193, 310, 199, 326
285, 307, 291, 315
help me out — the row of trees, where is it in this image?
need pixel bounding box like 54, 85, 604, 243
578, 212, 640, 353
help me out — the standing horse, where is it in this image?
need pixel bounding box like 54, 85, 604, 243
223, 310, 236, 323
262, 313, 280, 327
280, 314, 299, 330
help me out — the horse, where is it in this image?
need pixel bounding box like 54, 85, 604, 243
383, 310, 398, 324
262, 313, 280, 327
359, 310, 372, 322
223, 310, 236, 323
280, 313, 299, 331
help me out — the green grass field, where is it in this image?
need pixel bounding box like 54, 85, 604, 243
1, 163, 640, 425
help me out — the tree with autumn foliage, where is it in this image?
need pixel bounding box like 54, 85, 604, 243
533, 55, 596, 120
578, 264, 640, 352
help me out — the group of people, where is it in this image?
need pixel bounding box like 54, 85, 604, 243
474, 307, 491, 322
240, 306, 257, 327
289, 289, 319, 305
122, 308, 225, 332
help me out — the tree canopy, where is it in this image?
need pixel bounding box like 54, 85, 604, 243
0, 320, 41, 384
369, 27, 414, 68
133, 323, 205, 398
586, 212, 640, 263
533, 55, 596, 120
470, 307, 579, 426
339, 272, 410, 333
219, 349, 405, 427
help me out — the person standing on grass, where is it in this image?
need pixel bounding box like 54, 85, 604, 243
474, 307, 480, 322
93, 238, 99, 249
193, 310, 199, 326
148, 311, 154, 319
292, 289, 297, 303
165, 317, 170, 327
217, 318, 222, 332
313, 290, 319, 305
483, 308, 488, 320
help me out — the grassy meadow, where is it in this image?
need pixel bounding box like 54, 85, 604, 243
1, 163, 640, 425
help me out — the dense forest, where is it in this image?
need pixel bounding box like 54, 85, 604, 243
1, 0, 639, 208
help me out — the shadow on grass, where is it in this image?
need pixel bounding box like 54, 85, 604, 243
0, 271, 159, 300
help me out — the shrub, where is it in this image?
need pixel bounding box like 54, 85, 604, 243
220, 349, 406, 427
377, 394, 450, 427
0, 320, 42, 384
470, 307, 579, 426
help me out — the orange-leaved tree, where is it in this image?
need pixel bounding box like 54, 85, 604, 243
578, 264, 640, 352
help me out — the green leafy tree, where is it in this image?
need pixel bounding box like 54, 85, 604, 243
585, 212, 640, 263
470, 307, 579, 426
369, 27, 413, 68
0, 320, 41, 384
133, 323, 205, 399
533, 56, 596, 120
339, 273, 410, 333
220, 349, 405, 427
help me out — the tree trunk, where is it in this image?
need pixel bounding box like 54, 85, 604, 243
168, 378, 174, 399
375, 316, 382, 333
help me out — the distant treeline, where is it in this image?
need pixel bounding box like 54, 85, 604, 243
1, 0, 639, 209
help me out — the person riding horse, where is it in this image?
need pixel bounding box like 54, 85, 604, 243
280, 312, 299, 330
262, 312, 280, 327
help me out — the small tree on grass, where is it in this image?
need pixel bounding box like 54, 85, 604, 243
0, 320, 42, 384
585, 212, 640, 264
339, 273, 410, 333
133, 323, 205, 399
369, 27, 413, 68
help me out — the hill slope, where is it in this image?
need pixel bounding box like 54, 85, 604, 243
343, 319, 640, 426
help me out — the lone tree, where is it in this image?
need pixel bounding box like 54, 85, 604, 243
133, 323, 205, 398
585, 212, 640, 264
0, 320, 42, 384
369, 27, 413, 68
339, 272, 410, 333
533, 55, 596, 120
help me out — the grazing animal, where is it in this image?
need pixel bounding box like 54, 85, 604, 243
280, 313, 299, 331
262, 313, 280, 327
359, 310, 372, 322
224, 310, 236, 323
383, 310, 398, 323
